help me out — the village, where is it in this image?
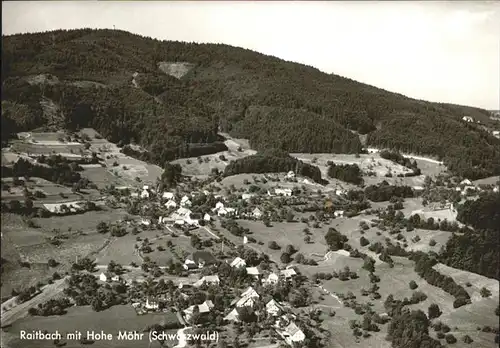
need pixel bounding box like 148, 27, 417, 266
1, 128, 499, 348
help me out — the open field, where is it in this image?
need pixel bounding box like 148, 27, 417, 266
235, 219, 330, 261
290, 152, 446, 186
0, 210, 127, 298
3, 305, 180, 348
80, 128, 164, 187
172, 134, 256, 177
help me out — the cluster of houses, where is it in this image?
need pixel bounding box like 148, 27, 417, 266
222, 284, 305, 345
455, 179, 482, 196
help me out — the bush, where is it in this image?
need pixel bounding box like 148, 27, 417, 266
360, 236, 370, 247
480, 287, 491, 298
409, 280, 418, 290
445, 334, 457, 344
268, 241, 280, 250
429, 239, 437, 246
462, 335, 473, 344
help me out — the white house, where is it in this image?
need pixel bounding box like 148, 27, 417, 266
335, 188, 346, 196
183, 251, 217, 270
230, 257, 247, 268
141, 219, 151, 226
494, 186, 499, 193
271, 188, 292, 197
460, 179, 473, 186
203, 213, 211, 222
412, 186, 424, 192
493, 130, 500, 138
252, 207, 263, 219
193, 275, 220, 288
145, 297, 159, 310
183, 300, 214, 321
162, 192, 175, 200
280, 268, 297, 279
246, 267, 261, 278
263, 273, 279, 285
286, 171, 295, 179
165, 199, 177, 209
334, 210, 344, 218
180, 196, 192, 207
130, 192, 139, 198
218, 207, 236, 217
140, 189, 150, 199
282, 322, 306, 345
242, 193, 256, 201
111, 275, 121, 282
224, 308, 240, 322
213, 202, 225, 212
462, 116, 474, 123
266, 299, 284, 316
235, 287, 260, 308
99, 272, 108, 282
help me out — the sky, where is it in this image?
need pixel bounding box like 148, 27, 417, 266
2, 1, 499, 110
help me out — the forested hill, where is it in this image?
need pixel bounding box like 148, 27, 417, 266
2, 29, 500, 178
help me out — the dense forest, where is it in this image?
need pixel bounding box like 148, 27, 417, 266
364, 182, 414, 202
223, 149, 327, 184
2, 29, 500, 178
327, 163, 363, 185
439, 230, 499, 280
456, 193, 500, 232
440, 193, 500, 280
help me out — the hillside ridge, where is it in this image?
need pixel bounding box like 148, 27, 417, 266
2, 28, 500, 179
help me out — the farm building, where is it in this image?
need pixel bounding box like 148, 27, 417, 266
268, 188, 292, 197
165, 199, 177, 209
203, 213, 211, 221
263, 273, 279, 285
334, 210, 344, 218
462, 116, 474, 122
280, 268, 297, 279
224, 308, 240, 322
217, 207, 236, 217
281, 322, 306, 345
252, 207, 263, 219
183, 300, 214, 322
242, 193, 256, 200
266, 299, 284, 316
140, 188, 150, 199
234, 287, 260, 308
286, 171, 295, 179
180, 195, 192, 207
183, 251, 217, 270
245, 267, 261, 278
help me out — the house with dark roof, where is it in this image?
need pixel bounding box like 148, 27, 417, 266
183, 251, 217, 270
